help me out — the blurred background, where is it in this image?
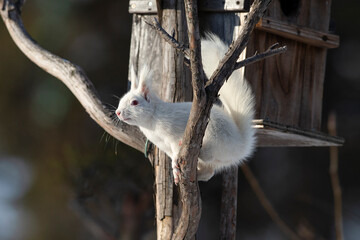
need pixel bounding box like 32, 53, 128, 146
0, 0, 359, 239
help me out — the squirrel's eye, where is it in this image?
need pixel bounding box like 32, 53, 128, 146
131, 100, 138, 106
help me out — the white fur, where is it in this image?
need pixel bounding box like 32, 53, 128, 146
116, 34, 256, 183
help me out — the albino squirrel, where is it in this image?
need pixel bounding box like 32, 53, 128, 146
116, 34, 256, 184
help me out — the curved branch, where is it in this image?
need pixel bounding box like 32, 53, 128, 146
241, 164, 302, 240
0, 0, 146, 152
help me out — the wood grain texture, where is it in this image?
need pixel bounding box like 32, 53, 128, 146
245, 30, 327, 130
254, 119, 344, 147
129, 2, 192, 239
129, 13, 174, 240
264, 0, 332, 32
256, 17, 340, 49
244, 0, 336, 131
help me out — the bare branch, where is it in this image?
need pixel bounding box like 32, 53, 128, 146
172, 1, 272, 239
205, 0, 271, 91
0, 0, 146, 152
71, 201, 118, 240
144, 17, 190, 58
328, 112, 344, 240
171, 0, 204, 238
234, 44, 287, 70
146, 17, 286, 73
240, 164, 302, 240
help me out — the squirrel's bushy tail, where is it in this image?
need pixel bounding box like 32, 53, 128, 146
201, 34, 256, 159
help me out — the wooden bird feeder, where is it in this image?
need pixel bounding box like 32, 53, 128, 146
128, 0, 344, 147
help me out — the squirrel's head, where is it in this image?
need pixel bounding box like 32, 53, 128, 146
116, 66, 155, 127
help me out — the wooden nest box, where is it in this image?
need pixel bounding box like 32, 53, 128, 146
128, 0, 344, 147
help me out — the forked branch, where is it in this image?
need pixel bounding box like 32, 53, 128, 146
147, 18, 286, 72
0, 0, 146, 153
172, 0, 272, 239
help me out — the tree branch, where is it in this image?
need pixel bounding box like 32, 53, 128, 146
328, 112, 344, 240
205, 0, 271, 91
144, 17, 190, 58
172, 0, 271, 239
234, 43, 287, 70
0, 0, 146, 153
240, 164, 302, 240
145, 18, 287, 72
171, 0, 204, 238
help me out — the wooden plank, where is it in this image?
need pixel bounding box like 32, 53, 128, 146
244, 29, 326, 130
129, 0, 250, 14
198, 0, 250, 12
128, 14, 162, 80
256, 17, 340, 49
254, 119, 344, 147
263, 0, 332, 32
129, 0, 157, 14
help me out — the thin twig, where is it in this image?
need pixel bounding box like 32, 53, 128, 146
240, 164, 302, 240
71, 201, 118, 240
144, 17, 190, 58
205, 0, 271, 91
234, 44, 287, 70
146, 18, 286, 71
328, 112, 344, 240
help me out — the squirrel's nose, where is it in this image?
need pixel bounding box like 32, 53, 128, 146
116, 109, 121, 116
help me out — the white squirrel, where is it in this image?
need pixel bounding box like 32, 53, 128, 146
116, 34, 256, 184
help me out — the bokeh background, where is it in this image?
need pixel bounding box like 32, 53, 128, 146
0, 0, 359, 239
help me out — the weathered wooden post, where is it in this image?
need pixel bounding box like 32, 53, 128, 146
129, 1, 192, 238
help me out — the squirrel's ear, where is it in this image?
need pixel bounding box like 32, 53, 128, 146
129, 65, 138, 91
140, 84, 150, 102
138, 66, 152, 101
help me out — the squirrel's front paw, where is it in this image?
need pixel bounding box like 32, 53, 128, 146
171, 159, 181, 185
